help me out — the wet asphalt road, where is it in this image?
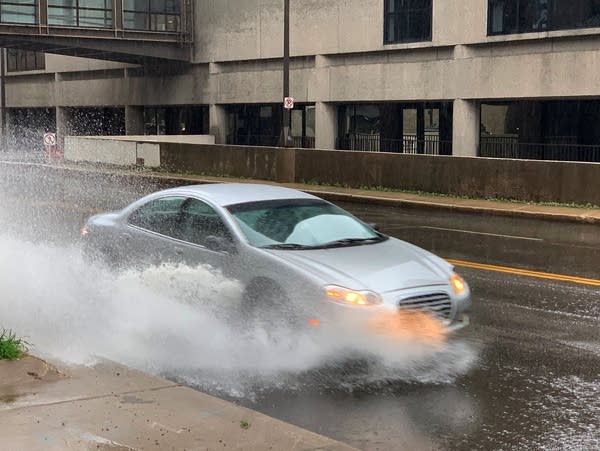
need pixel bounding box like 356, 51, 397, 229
1, 163, 599, 450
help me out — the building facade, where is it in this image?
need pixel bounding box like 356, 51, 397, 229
1, 0, 600, 162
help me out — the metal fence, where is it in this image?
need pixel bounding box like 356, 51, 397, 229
226, 134, 315, 149
336, 133, 451, 155
480, 137, 600, 162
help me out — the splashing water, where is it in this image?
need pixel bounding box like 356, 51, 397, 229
0, 233, 478, 397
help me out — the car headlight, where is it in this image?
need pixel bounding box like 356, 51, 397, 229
450, 273, 467, 295
325, 285, 383, 306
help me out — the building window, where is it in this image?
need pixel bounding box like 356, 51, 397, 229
124, 0, 181, 32
384, 0, 432, 44
225, 104, 316, 148
488, 0, 600, 35
0, 0, 37, 24
144, 106, 208, 135
48, 0, 113, 28
6, 49, 45, 72
337, 102, 452, 154
480, 100, 600, 161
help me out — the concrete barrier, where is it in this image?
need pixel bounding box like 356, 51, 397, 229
159, 144, 600, 205
61, 138, 600, 204
64, 135, 215, 168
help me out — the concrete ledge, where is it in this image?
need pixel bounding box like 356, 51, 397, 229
64, 135, 216, 169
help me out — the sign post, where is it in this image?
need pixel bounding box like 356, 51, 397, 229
43, 132, 61, 162
279, 0, 294, 148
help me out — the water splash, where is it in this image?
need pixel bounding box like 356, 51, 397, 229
0, 233, 478, 398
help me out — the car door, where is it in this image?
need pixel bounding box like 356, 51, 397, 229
173, 197, 237, 272
124, 196, 188, 266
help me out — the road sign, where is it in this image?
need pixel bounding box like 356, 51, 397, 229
284, 97, 294, 109
43, 132, 56, 146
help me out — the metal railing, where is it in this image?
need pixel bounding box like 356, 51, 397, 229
480, 137, 600, 162
336, 133, 451, 155
226, 134, 315, 149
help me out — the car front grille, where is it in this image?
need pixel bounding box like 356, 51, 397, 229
397, 292, 452, 319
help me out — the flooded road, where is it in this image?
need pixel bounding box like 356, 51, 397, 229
1, 163, 598, 450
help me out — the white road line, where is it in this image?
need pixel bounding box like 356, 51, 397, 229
418, 225, 544, 242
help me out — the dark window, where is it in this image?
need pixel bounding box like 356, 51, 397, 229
488, 0, 600, 35
144, 107, 166, 135
128, 196, 187, 238
384, 0, 432, 44
480, 100, 600, 161
337, 102, 453, 155
6, 49, 45, 72
0, 0, 37, 24
179, 199, 232, 246
143, 105, 208, 135
124, 0, 181, 31
67, 107, 125, 136
47, 0, 112, 28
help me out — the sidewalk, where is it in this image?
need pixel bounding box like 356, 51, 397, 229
0, 356, 355, 451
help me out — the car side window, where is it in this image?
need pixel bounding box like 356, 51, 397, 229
179, 198, 232, 246
128, 197, 187, 238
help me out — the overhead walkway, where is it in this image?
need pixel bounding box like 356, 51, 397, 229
0, 0, 193, 63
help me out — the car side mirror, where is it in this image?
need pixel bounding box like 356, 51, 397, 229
368, 223, 380, 231
205, 235, 236, 254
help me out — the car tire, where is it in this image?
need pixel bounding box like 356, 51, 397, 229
242, 279, 298, 330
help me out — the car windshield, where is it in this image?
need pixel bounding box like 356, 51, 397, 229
226, 199, 386, 249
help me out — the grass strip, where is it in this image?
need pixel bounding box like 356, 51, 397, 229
0, 329, 27, 360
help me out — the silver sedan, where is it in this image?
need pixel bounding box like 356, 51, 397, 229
82, 183, 471, 335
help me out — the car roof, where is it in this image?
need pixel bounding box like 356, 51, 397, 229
159, 183, 320, 207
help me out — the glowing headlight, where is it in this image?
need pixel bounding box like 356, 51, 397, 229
450, 273, 466, 295
325, 285, 383, 306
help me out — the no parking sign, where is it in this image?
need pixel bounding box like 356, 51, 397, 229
43, 132, 62, 162
284, 97, 294, 109
43, 132, 56, 147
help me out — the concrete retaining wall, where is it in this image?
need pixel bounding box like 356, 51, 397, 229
64, 135, 215, 168
160, 144, 600, 205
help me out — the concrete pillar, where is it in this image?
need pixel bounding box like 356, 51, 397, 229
125, 106, 144, 135
315, 102, 337, 150
56, 107, 70, 147
209, 104, 228, 144
453, 99, 480, 157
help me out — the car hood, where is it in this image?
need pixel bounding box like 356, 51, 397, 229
265, 238, 451, 293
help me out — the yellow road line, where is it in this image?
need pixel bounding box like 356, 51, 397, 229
448, 259, 600, 287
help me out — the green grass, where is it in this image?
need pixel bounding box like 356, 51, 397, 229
240, 420, 250, 430
0, 330, 27, 360
300, 179, 600, 209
